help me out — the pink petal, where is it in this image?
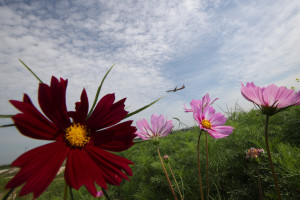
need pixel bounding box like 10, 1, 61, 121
209, 112, 226, 126
136, 118, 153, 139
208, 125, 234, 139
190, 99, 203, 111
151, 114, 160, 134
294, 91, 300, 105
202, 93, 211, 107
159, 119, 173, 137
202, 105, 215, 121
241, 82, 264, 106
273, 86, 296, 108
183, 104, 193, 112
262, 84, 280, 106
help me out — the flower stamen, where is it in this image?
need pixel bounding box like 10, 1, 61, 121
201, 119, 212, 129
65, 123, 90, 148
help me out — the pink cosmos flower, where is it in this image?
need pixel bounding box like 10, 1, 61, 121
241, 82, 300, 115
193, 105, 234, 139
184, 93, 218, 112
136, 114, 173, 140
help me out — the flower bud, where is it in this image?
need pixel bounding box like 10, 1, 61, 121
245, 147, 264, 162
164, 155, 169, 163
97, 190, 104, 198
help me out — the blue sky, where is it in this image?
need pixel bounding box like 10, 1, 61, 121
0, 0, 299, 165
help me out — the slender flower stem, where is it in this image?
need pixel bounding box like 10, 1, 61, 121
197, 130, 204, 200
78, 190, 87, 200
264, 115, 282, 200
2, 188, 15, 200
157, 146, 178, 200
101, 188, 111, 200
69, 187, 74, 200
64, 182, 68, 200
255, 164, 263, 200
205, 132, 210, 200
167, 163, 184, 200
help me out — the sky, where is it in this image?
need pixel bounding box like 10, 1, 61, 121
0, 0, 300, 165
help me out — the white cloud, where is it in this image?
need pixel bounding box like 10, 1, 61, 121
0, 0, 212, 164
1, 0, 300, 164
179, 0, 300, 114
215, 0, 300, 83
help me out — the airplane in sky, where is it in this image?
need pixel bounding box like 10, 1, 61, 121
166, 84, 185, 93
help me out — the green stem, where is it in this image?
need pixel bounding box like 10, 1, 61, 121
255, 164, 263, 200
205, 132, 210, 200
168, 163, 184, 200
2, 188, 15, 200
64, 183, 68, 200
197, 130, 204, 200
101, 188, 111, 200
264, 115, 282, 200
69, 187, 74, 200
157, 146, 178, 200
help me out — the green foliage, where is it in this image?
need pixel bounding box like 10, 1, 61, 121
111, 106, 300, 200
1, 107, 299, 199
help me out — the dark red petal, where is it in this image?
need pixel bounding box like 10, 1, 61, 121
5, 141, 68, 198
87, 94, 128, 131
64, 149, 107, 197
38, 76, 70, 129
85, 145, 133, 186
10, 94, 60, 140
69, 89, 89, 124
93, 121, 136, 152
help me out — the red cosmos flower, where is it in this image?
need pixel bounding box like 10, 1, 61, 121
5, 76, 137, 198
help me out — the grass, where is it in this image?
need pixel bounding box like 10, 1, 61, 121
0, 165, 11, 170
1, 106, 300, 199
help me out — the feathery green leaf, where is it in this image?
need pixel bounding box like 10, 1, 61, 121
19, 59, 43, 83
87, 64, 115, 118
0, 115, 13, 118
124, 97, 163, 119
0, 124, 15, 128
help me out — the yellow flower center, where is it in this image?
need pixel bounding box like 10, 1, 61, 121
201, 119, 212, 129
65, 123, 90, 148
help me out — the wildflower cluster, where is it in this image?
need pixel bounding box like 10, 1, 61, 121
1, 61, 300, 200
245, 148, 264, 161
